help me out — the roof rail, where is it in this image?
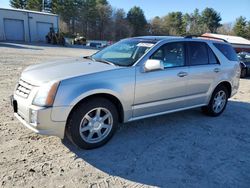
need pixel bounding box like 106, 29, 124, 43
184, 35, 228, 43
184, 35, 199, 39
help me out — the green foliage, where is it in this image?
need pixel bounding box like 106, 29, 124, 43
10, 0, 52, 11
10, 0, 27, 9
150, 16, 164, 35
162, 12, 185, 35
185, 9, 205, 35
127, 6, 147, 36
247, 21, 250, 39
150, 8, 222, 36
113, 9, 132, 40
201, 8, 222, 33
8, 0, 250, 40
26, 0, 43, 11
233, 16, 247, 38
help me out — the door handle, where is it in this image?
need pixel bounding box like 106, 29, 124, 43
177, 72, 188, 77
214, 68, 221, 73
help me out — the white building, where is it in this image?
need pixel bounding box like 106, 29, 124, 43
0, 8, 59, 42
202, 33, 250, 53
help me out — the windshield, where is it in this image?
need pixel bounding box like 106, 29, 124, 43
91, 39, 156, 66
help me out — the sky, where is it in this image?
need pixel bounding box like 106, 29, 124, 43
1, 0, 250, 23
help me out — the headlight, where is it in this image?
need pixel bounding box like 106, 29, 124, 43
33, 81, 60, 107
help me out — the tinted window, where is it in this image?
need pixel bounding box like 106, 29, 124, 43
188, 42, 209, 65
151, 42, 185, 68
213, 43, 238, 61
208, 47, 219, 64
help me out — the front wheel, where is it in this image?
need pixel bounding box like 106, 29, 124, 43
202, 85, 229, 117
67, 98, 118, 149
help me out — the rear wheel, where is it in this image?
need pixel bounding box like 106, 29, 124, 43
202, 85, 229, 117
67, 98, 118, 149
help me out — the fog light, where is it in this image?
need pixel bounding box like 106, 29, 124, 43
30, 110, 38, 126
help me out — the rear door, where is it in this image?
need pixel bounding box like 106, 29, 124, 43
186, 41, 222, 106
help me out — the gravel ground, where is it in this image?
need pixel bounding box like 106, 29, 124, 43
0, 42, 250, 188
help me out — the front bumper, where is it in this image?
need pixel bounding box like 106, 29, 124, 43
11, 95, 66, 139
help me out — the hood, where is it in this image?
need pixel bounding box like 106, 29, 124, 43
21, 58, 118, 86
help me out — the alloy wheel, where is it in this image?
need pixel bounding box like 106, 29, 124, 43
79, 107, 113, 144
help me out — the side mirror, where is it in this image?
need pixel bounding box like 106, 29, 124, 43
143, 59, 164, 72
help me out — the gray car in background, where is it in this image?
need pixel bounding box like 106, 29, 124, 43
11, 36, 240, 149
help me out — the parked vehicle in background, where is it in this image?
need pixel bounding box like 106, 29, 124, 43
73, 35, 87, 45
87, 42, 102, 48
238, 52, 250, 78
86, 40, 111, 48
11, 36, 240, 149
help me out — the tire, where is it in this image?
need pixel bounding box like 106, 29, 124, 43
67, 98, 118, 149
202, 85, 229, 117
240, 68, 247, 78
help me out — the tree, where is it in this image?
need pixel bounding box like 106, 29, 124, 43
217, 22, 234, 35
50, 0, 60, 13
78, 0, 98, 39
162, 12, 185, 35
246, 21, 250, 39
55, 0, 79, 34
113, 8, 132, 40
201, 8, 222, 33
150, 16, 164, 35
127, 6, 147, 36
185, 9, 206, 35
233, 16, 247, 38
10, 0, 27, 9
95, 0, 112, 40
26, 0, 43, 11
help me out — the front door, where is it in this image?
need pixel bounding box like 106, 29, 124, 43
133, 42, 189, 118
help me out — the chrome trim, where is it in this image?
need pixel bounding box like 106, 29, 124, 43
129, 104, 206, 122
15, 79, 33, 98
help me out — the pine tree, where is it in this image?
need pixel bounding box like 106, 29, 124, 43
201, 8, 222, 33
10, 0, 27, 9
127, 6, 147, 36
26, 0, 43, 11
233, 16, 247, 38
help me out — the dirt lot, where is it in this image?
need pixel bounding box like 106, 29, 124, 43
0, 42, 250, 188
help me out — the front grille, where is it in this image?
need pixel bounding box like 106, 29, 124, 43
16, 79, 33, 98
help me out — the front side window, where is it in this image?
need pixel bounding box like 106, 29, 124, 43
188, 42, 209, 66
91, 39, 155, 66
150, 42, 185, 68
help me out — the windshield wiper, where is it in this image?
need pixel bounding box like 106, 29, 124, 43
84, 56, 116, 66
83, 56, 95, 61
95, 59, 116, 66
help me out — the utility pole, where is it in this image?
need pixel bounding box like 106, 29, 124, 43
42, 0, 45, 11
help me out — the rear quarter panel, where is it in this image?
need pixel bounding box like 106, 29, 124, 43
205, 42, 240, 102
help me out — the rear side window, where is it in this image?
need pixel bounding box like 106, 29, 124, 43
213, 43, 238, 61
208, 47, 219, 64
188, 42, 209, 65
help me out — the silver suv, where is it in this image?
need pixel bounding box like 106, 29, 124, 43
11, 36, 240, 149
